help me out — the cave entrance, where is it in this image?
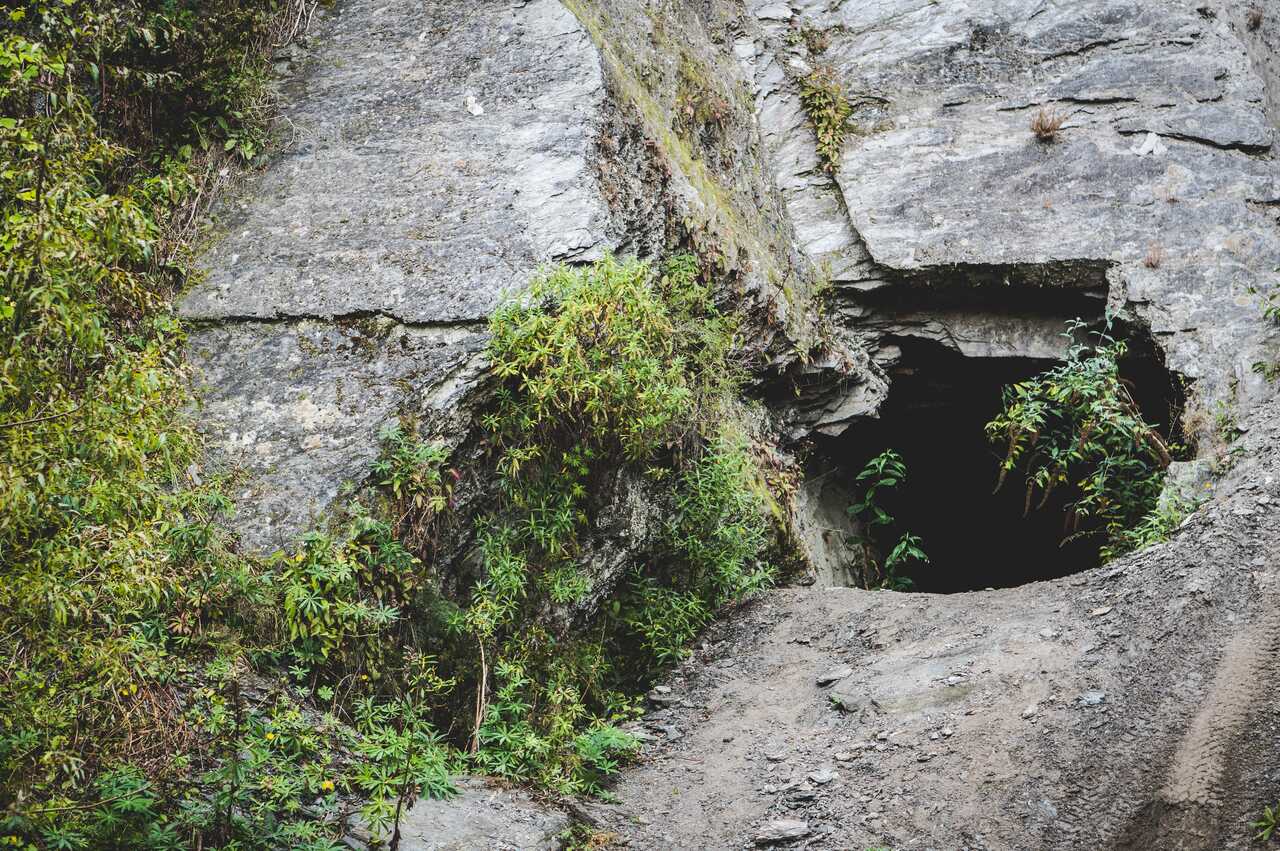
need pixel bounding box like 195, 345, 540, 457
812, 329, 1185, 593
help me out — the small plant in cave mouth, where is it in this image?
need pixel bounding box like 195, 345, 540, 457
985, 320, 1176, 560
848, 449, 930, 590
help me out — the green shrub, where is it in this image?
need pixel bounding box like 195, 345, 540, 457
461, 254, 773, 792
986, 322, 1174, 558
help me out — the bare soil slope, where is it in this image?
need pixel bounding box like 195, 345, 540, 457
587, 423, 1280, 849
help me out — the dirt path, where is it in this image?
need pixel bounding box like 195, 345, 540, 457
582, 452, 1280, 850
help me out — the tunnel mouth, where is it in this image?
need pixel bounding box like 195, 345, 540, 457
810, 322, 1188, 593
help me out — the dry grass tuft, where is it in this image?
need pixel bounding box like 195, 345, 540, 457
1144, 242, 1164, 269
1030, 106, 1065, 142
1247, 6, 1263, 30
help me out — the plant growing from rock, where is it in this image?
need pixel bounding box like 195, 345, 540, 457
674, 56, 730, 138
1030, 106, 1065, 142
1248, 283, 1280, 381
799, 65, 853, 174
986, 321, 1174, 558
1253, 802, 1279, 841
848, 449, 930, 590
1247, 7, 1264, 31
1143, 242, 1164, 269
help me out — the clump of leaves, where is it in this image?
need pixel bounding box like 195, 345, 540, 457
371, 422, 454, 551
986, 321, 1174, 559
0, 0, 392, 845
1100, 489, 1202, 562
1254, 802, 1279, 841
786, 22, 831, 55
1248, 282, 1280, 382
799, 65, 853, 174
1030, 106, 1065, 142
848, 449, 930, 590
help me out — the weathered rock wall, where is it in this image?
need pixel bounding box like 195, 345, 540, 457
185, 0, 1280, 626
183, 3, 1280, 843
183, 0, 865, 555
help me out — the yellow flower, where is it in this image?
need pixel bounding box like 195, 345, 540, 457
264, 732, 275, 741
320, 780, 335, 792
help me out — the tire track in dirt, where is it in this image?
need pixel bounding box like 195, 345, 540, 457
1116, 597, 1280, 849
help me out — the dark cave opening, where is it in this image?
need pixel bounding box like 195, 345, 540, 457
812, 327, 1186, 593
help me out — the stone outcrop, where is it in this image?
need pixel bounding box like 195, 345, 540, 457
182, 0, 613, 550
185, 0, 1280, 846
745, 0, 1280, 425
183, 0, 840, 551
346, 778, 568, 850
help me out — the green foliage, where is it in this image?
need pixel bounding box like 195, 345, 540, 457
623, 580, 712, 666
1255, 803, 1279, 842
0, 1, 438, 847
1249, 280, 1280, 381
674, 56, 729, 137
345, 697, 457, 841
848, 450, 930, 590
371, 422, 454, 550
465, 254, 772, 793
986, 322, 1173, 559
799, 66, 852, 174
665, 432, 772, 606
279, 517, 417, 682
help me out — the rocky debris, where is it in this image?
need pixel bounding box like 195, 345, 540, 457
806, 767, 838, 785
595, 458, 1280, 848
1079, 690, 1108, 706
346, 778, 567, 851
815, 665, 853, 686
753, 819, 811, 845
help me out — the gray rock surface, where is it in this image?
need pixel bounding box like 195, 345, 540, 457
184, 0, 613, 549
349, 778, 568, 850
186, 0, 608, 325
745, 0, 1280, 427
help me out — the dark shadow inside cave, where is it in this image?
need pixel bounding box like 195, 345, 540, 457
811, 326, 1186, 593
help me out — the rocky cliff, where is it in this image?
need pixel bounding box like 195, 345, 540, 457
184, 0, 1280, 847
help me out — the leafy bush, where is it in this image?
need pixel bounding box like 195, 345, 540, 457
463, 254, 773, 792
986, 322, 1173, 558
280, 518, 417, 683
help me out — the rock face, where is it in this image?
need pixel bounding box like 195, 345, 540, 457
182, 0, 613, 550
183, 0, 833, 551
348, 778, 568, 850
744, 0, 1280, 408
186, 0, 1280, 846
